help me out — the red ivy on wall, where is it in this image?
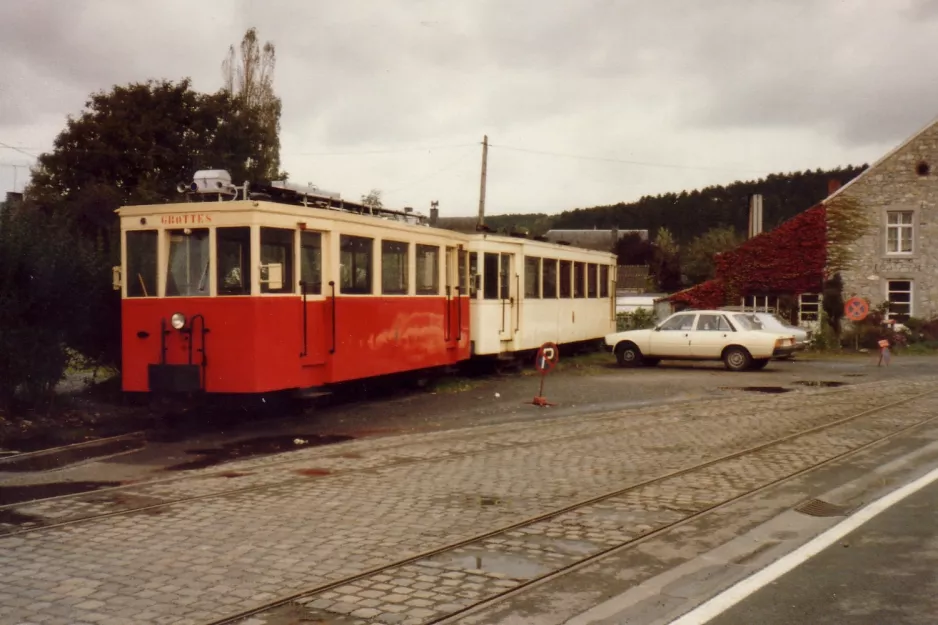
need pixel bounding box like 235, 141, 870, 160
669, 205, 827, 308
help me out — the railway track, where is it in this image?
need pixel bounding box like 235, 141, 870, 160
0, 381, 903, 537
2, 379, 937, 625
209, 386, 938, 625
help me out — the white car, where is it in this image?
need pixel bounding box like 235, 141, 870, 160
749, 312, 811, 356
604, 310, 797, 371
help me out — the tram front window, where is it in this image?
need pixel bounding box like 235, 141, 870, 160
125, 230, 157, 297
166, 229, 210, 297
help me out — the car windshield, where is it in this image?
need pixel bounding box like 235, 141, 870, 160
731, 313, 765, 331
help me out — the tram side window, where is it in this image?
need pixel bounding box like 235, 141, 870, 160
300, 231, 322, 294
524, 256, 540, 298
340, 234, 373, 294
543, 259, 558, 298
469, 252, 479, 298
125, 230, 157, 297
216, 227, 251, 296
458, 250, 468, 295
600, 265, 610, 298
382, 240, 409, 294
559, 260, 572, 298
483, 253, 499, 299
588, 263, 598, 298
416, 244, 439, 295
260, 227, 294, 294
499, 254, 510, 300
166, 228, 210, 297
574, 262, 585, 298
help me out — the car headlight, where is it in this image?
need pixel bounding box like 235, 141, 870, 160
170, 312, 186, 330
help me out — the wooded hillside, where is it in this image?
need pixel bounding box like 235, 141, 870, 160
438, 166, 867, 244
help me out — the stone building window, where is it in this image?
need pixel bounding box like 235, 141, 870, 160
886, 211, 913, 254
886, 280, 913, 321
798, 293, 820, 324
917, 161, 930, 176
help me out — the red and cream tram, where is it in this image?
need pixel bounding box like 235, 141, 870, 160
115, 170, 616, 395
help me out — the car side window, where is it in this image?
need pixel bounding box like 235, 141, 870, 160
659, 314, 695, 331
696, 314, 732, 331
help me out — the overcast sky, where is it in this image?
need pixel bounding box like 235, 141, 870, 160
2, 0, 937, 217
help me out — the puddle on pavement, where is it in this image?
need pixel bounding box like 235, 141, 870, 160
0, 481, 122, 506
428, 550, 553, 579
794, 380, 848, 388
0, 437, 145, 472
165, 434, 354, 471
0, 508, 44, 530
842, 374, 867, 378
542, 538, 599, 556
720, 386, 791, 394
294, 468, 332, 477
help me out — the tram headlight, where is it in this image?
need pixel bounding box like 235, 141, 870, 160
170, 312, 186, 330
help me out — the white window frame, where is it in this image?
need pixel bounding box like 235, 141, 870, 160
798, 293, 820, 325
886, 211, 914, 255
886, 279, 913, 320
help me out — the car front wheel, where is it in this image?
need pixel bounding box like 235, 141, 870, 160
615, 343, 644, 367
752, 358, 770, 370
723, 346, 753, 372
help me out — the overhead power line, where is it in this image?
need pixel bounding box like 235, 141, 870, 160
0, 142, 39, 159
488, 143, 774, 174
0, 142, 477, 158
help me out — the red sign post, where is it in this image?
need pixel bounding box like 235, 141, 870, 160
532, 342, 559, 407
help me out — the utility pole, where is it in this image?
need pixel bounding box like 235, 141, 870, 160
477, 135, 488, 229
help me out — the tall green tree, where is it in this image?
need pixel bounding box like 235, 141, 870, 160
222, 28, 284, 181
650, 227, 682, 291
23, 79, 274, 370
683, 226, 743, 285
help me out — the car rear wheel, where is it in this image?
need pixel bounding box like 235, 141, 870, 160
752, 358, 770, 370
723, 346, 753, 372
615, 343, 643, 367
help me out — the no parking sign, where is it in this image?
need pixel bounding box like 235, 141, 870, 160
532, 342, 559, 406
845, 297, 869, 322
535, 342, 559, 373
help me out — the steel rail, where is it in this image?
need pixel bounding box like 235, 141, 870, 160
199, 386, 938, 625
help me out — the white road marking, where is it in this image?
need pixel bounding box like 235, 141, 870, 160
668, 464, 938, 624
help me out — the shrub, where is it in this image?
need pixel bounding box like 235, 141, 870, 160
0, 203, 100, 412
616, 308, 658, 331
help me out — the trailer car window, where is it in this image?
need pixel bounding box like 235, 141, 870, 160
458, 250, 468, 295
483, 253, 499, 299
524, 256, 540, 298
166, 228, 210, 297
499, 254, 511, 300
260, 227, 294, 294
559, 260, 572, 298
126, 230, 157, 298
600, 265, 609, 298
543, 259, 558, 298
416, 245, 439, 295
340, 235, 373, 294
382, 240, 409, 295
469, 252, 479, 298
588, 263, 598, 298
216, 227, 251, 296
300, 231, 322, 294
573, 262, 585, 298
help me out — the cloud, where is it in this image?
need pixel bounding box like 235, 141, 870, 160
2, 0, 937, 215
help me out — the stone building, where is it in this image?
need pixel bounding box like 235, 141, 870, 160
830, 117, 938, 321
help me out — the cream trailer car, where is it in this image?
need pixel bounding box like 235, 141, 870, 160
604, 310, 797, 371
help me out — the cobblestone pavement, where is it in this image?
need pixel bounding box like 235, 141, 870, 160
0, 379, 936, 625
